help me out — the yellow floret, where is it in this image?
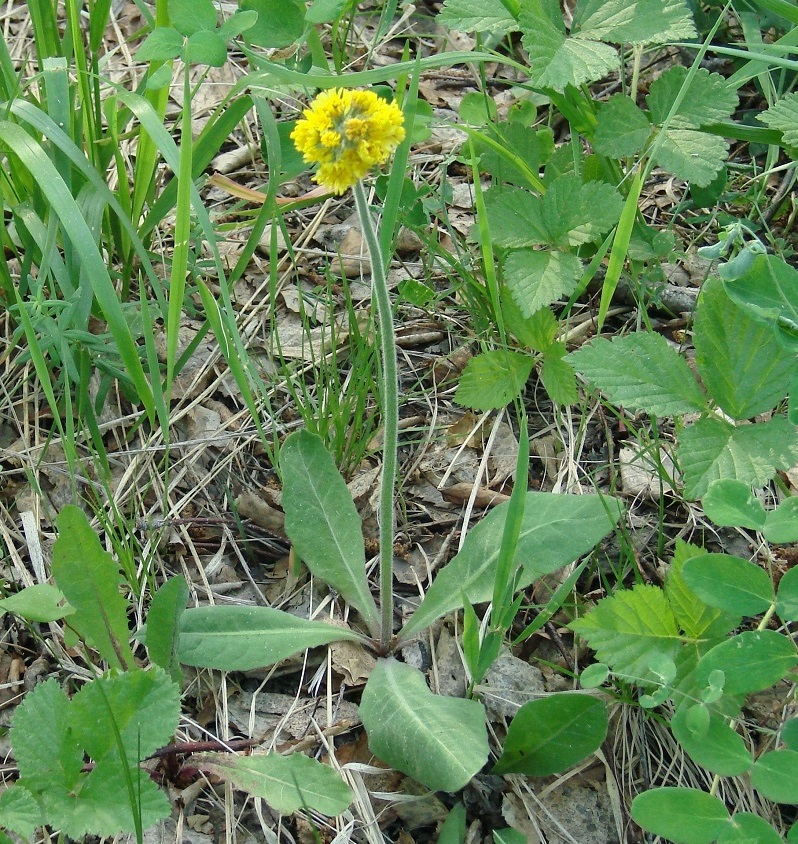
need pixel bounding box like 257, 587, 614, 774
291, 88, 405, 194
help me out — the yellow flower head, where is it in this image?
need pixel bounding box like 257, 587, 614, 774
291, 88, 406, 195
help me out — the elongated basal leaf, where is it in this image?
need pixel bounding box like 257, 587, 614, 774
280, 429, 379, 633
176, 606, 363, 671
360, 658, 489, 792
401, 491, 622, 639
192, 752, 352, 816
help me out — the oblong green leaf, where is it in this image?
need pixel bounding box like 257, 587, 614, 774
401, 492, 622, 639
681, 553, 774, 616
671, 705, 752, 777
696, 630, 798, 695
702, 479, 767, 531
777, 567, 798, 622
492, 693, 608, 776
177, 606, 363, 671
632, 788, 730, 844
280, 430, 378, 632
192, 752, 352, 815
360, 658, 489, 792
141, 575, 189, 683
52, 506, 135, 671
750, 749, 798, 804
0, 584, 74, 623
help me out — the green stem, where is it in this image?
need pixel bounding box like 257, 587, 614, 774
354, 180, 397, 652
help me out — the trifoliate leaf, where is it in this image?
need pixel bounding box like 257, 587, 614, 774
652, 128, 729, 187
694, 276, 794, 419
500, 290, 558, 351
541, 342, 578, 405
455, 350, 534, 410
760, 92, 798, 148
646, 66, 738, 128
135, 27, 183, 62
168, 0, 217, 35
573, 0, 697, 45
593, 94, 651, 158
520, 5, 618, 91
504, 250, 582, 316
679, 415, 798, 499
570, 584, 683, 684
185, 30, 227, 65
438, 0, 519, 35
567, 331, 706, 416
241, 0, 305, 48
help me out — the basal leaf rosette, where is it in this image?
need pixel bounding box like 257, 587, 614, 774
291, 88, 405, 194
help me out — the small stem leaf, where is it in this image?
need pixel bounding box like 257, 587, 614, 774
492, 693, 607, 776
695, 630, 798, 695
280, 429, 379, 633
0, 584, 74, 623
176, 606, 363, 671
0, 785, 42, 839
632, 788, 730, 844
764, 498, 798, 545
52, 505, 135, 671
143, 575, 189, 683
702, 479, 767, 531
670, 706, 753, 777
401, 492, 622, 640
750, 750, 798, 805
360, 658, 489, 792
192, 752, 353, 816
681, 553, 775, 616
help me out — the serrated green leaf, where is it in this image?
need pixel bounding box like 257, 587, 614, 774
694, 276, 794, 419
500, 292, 558, 351
665, 540, 740, 642
360, 658, 489, 792
0, 784, 42, 838
722, 253, 798, 352
492, 693, 607, 775
632, 788, 730, 844
519, 7, 619, 91
750, 750, 798, 804
438, 0, 518, 35
52, 505, 135, 671
10, 679, 83, 796
671, 705, 753, 777
696, 630, 798, 695
570, 584, 682, 684
0, 584, 74, 622
454, 350, 533, 410
541, 342, 578, 405
280, 429, 378, 630
176, 606, 362, 670
185, 29, 227, 65
486, 176, 622, 249
681, 553, 774, 617
593, 94, 651, 158
403, 491, 622, 639
760, 91, 798, 148
168, 0, 217, 34
679, 415, 798, 499
647, 66, 738, 128
653, 128, 729, 187
504, 250, 582, 316
70, 668, 180, 762
568, 331, 706, 416
134, 27, 183, 62
702, 479, 767, 531
574, 0, 697, 45
193, 752, 353, 815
